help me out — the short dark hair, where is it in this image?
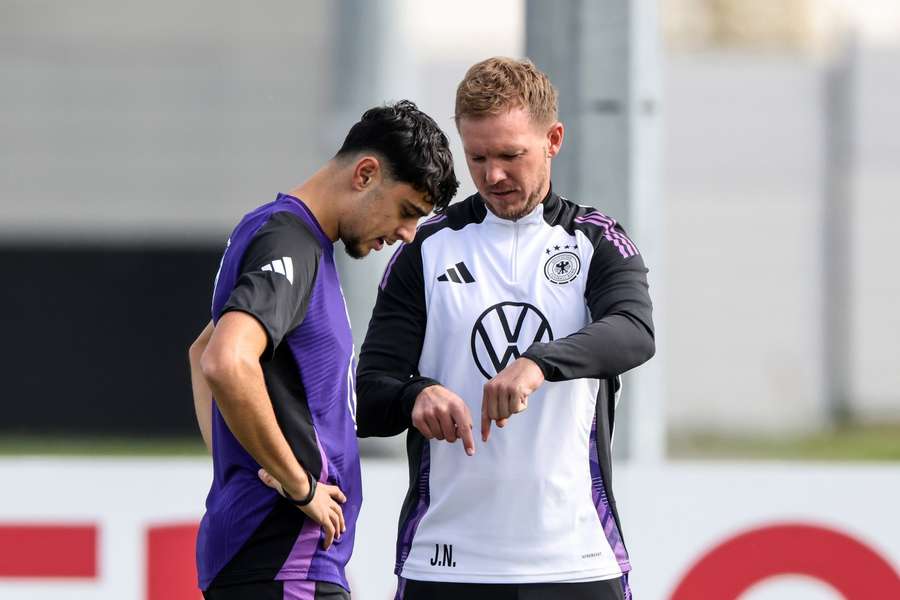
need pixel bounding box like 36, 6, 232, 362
335, 100, 459, 214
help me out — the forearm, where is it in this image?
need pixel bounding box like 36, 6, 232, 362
527, 239, 656, 382
356, 251, 432, 438
189, 322, 215, 452
189, 348, 214, 453
203, 356, 310, 498
523, 312, 655, 382
356, 371, 438, 438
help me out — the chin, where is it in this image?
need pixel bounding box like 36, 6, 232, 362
487, 198, 539, 220
342, 240, 370, 260
483, 188, 542, 218
484, 197, 517, 216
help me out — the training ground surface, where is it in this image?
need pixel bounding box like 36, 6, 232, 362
1, 422, 899, 460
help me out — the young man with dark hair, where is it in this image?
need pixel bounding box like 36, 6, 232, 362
188, 100, 458, 600
357, 58, 655, 600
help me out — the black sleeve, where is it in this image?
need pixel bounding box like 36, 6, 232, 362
220, 212, 321, 360
522, 225, 655, 381
355, 242, 439, 438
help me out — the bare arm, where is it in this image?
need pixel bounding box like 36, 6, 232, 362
201, 310, 346, 547
189, 321, 214, 452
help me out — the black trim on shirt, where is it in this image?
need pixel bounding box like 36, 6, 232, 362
220, 211, 322, 360
356, 200, 486, 437
522, 195, 655, 381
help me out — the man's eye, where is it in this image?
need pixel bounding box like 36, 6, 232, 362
503, 154, 520, 160
470, 156, 485, 163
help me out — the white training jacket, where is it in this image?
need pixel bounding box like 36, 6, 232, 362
357, 190, 654, 584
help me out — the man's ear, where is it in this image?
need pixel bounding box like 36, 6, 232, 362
352, 156, 382, 191
546, 122, 564, 158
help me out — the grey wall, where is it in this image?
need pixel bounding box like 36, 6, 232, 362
851, 47, 900, 420
1, 0, 331, 244
663, 48, 900, 434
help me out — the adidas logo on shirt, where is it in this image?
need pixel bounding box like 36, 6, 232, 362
437, 262, 475, 284
260, 257, 294, 285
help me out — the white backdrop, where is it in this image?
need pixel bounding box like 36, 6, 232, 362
1, 458, 898, 599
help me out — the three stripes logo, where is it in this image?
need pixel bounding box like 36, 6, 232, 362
260, 257, 294, 285
437, 261, 475, 284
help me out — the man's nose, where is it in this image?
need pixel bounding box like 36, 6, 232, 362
396, 222, 416, 244
485, 161, 506, 186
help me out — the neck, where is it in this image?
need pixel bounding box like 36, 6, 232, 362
538, 179, 551, 203
287, 162, 343, 241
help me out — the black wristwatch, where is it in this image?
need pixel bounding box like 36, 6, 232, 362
283, 470, 317, 507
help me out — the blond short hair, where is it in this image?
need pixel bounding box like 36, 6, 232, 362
455, 57, 559, 126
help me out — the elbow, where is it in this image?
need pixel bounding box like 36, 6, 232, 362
354, 372, 410, 439
613, 312, 656, 369
355, 372, 374, 402
643, 334, 656, 363
355, 402, 385, 439
199, 345, 244, 391
634, 328, 656, 366
198, 349, 222, 387
189, 324, 214, 366
354, 376, 375, 438
188, 337, 205, 366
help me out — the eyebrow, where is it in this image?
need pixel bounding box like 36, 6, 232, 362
468, 147, 525, 157
407, 202, 431, 217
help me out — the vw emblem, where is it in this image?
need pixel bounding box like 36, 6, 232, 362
544, 251, 581, 284
470, 302, 554, 379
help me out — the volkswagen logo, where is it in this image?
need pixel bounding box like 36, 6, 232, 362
470, 302, 554, 379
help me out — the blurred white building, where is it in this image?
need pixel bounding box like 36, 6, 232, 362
1, 0, 898, 438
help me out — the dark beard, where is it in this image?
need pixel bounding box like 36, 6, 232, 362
341, 236, 368, 259
486, 189, 545, 220
508, 191, 544, 220
340, 187, 380, 259
485, 163, 550, 220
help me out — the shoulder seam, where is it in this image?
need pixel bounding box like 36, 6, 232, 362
573, 210, 639, 258
413, 214, 452, 241
265, 211, 325, 253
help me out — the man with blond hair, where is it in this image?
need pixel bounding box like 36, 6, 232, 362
357, 58, 655, 599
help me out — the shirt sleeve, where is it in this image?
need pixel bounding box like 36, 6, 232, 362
522, 222, 655, 381
219, 212, 321, 360
355, 242, 439, 437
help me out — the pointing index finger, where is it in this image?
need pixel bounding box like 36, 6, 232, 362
449, 401, 476, 456
459, 418, 476, 456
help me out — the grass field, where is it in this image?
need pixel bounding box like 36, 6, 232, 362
669, 422, 900, 461
2, 422, 899, 460
0, 435, 208, 456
